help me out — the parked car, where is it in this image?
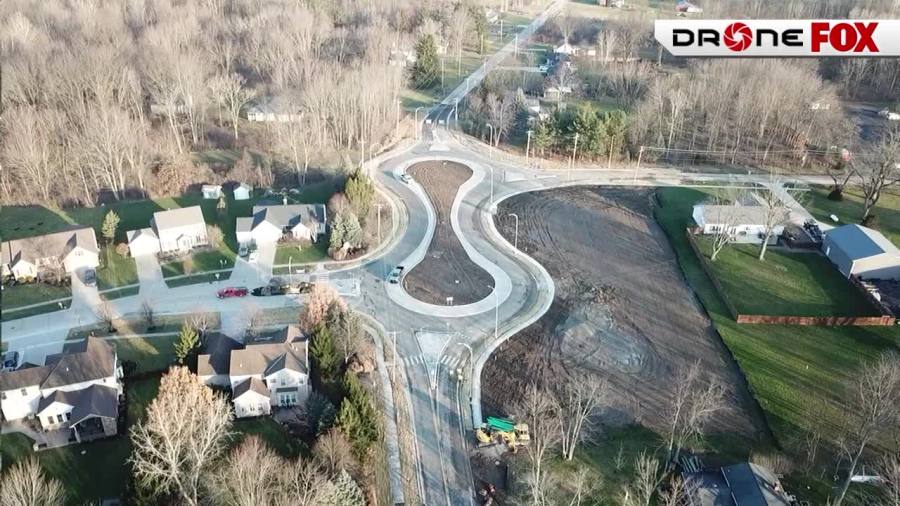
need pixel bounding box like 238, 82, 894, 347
217, 286, 249, 298
238, 244, 250, 257
82, 269, 96, 287
251, 285, 286, 296
2, 351, 19, 372
388, 266, 405, 284
538, 64, 549, 74
399, 173, 413, 184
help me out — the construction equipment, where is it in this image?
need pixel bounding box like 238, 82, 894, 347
475, 417, 530, 449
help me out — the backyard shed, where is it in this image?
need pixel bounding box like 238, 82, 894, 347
233, 183, 252, 201
823, 224, 900, 280
202, 185, 222, 199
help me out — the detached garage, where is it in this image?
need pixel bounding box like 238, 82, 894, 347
823, 224, 900, 280
127, 228, 160, 257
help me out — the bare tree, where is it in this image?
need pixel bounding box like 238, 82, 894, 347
279, 457, 332, 506
554, 373, 608, 461
300, 283, 346, 332
209, 436, 284, 506
565, 468, 599, 506
313, 428, 356, 477
130, 366, 233, 506
517, 383, 561, 505
665, 361, 726, 464
0, 457, 65, 506
140, 300, 156, 331
851, 126, 900, 221
209, 73, 255, 141
188, 309, 214, 336
875, 451, 900, 506
95, 302, 116, 333
753, 181, 792, 261
703, 190, 748, 262
833, 353, 900, 506
621, 452, 662, 506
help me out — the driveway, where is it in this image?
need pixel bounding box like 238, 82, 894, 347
230, 241, 276, 287
135, 254, 166, 298
70, 269, 100, 310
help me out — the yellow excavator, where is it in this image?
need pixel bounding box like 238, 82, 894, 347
475, 417, 530, 450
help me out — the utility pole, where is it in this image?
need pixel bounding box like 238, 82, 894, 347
526, 129, 533, 162
395, 98, 401, 133
376, 204, 382, 244
488, 164, 494, 205
486, 123, 494, 159
441, 56, 445, 90
359, 137, 366, 167
633, 145, 645, 184
569, 132, 579, 180
390, 331, 398, 386
414, 107, 424, 141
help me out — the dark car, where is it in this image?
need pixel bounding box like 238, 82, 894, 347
388, 266, 405, 284
2, 351, 19, 372
217, 286, 249, 298
251, 285, 286, 297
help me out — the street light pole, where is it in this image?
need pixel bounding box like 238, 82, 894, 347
489, 164, 494, 205
569, 132, 579, 180
526, 129, 533, 162
288, 256, 292, 284
486, 123, 494, 159
508, 213, 519, 254
376, 204, 382, 244
414, 107, 424, 141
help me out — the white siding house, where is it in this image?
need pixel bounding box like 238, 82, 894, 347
153, 206, 209, 253
126, 228, 161, 257
1, 227, 100, 281
237, 204, 327, 246
233, 183, 252, 201
692, 204, 791, 245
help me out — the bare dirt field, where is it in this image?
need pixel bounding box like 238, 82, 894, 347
402, 160, 493, 305
482, 186, 766, 440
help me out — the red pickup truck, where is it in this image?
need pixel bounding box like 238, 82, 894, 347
217, 286, 249, 299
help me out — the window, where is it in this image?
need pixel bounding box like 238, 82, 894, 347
56, 414, 64, 423
66, 412, 71, 421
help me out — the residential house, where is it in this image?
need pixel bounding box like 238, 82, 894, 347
543, 85, 573, 101
247, 96, 302, 123
202, 185, 223, 199
236, 203, 327, 246
676, 0, 703, 13
1, 227, 99, 282
0, 337, 123, 442
127, 206, 208, 256
554, 41, 579, 56
823, 224, 900, 280
233, 183, 252, 201
389, 47, 416, 68
197, 326, 310, 418
692, 204, 791, 244
683, 462, 792, 506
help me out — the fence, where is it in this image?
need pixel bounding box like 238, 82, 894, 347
685, 228, 896, 327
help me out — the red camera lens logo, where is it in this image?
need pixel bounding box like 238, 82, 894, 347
723, 22, 753, 51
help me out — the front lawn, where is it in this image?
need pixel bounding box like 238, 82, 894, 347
97, 247, 138, 290
805, 186, 900, 245
0, 282, 71, 308
655, 187, 900, 505
273, 241, 329, 265
695, 239, 877, 317
161, 249, 234, 278
114, 335, 180, 374
232, 417, 306, 459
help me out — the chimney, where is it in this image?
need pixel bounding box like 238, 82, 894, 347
282, 196, 288, 206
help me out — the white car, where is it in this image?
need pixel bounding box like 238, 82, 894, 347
399, 173, 412, 184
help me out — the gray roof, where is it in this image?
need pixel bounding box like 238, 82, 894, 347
153, 206, 206, 232
685, 462, 790, 506
37, 384, 118, 424
126, 227, 158, 243
250, 205, 325, 232
2, 226, 98, 267
695, 204, 791, 227
197, 333, 244, 377
825, 224, 899, 261
229, 334, 307, 378
0, 337, 115, 391
233, 377, 270, 399
235, 217, 253, 235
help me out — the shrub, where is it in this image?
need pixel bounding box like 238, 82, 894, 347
827, 188, 844, 201
116, 242, 130, 257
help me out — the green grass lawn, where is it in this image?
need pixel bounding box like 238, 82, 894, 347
232, 418, 306, 459
114, 335, 180, 374
655, 187, 900, 504
164, 271, 232, 288
1, 300, 72, 322
1, 282, 71, 308
273, 241, 329, 265
161, 249, 234, 278
805, 186, 900, 245
99, 286, 141, 301
97, 247, 138, 289
695, 240, 877, 317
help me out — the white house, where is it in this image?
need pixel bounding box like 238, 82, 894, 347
692, 204, 791, 244
554, 41, 579, 56
247, 96, 302, 123
236, 204, 327, 247
823, 224, 900, 280
233, 183, 252, 201
202, 185, 223, 199
128, 206, 208, 256
125, 228, 160, 257
389, 48, 416, 68
676, 0, 703, 13
197, 326, 310, 419
1, 227, 99, 281
0, 337, 122, 442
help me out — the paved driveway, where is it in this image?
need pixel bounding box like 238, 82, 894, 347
230, 241, 277, 287
70, 269, 100, 309
135, 254, 166, 298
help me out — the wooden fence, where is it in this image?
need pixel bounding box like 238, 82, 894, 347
685, 229, 896, 327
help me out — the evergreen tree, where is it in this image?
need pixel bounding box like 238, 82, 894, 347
412, 33, 439, 88
173, 323, 199, 364
532, 119, 556, 156
342, 211, 363, 248
570, 105, 604, 158
102, 210, 120, 244
327, 470, 365, 506
603, 110, 628, 164
339, 372, 380, 457
328, 212, 346, 253
311, 322, 341, 384
344, 170, 374, 222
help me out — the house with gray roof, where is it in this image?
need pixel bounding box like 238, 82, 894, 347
0, 337, 122, 442
684, 462, 791, 506
236, 203, 326, 246
1, 226, 99, 281
127, 206, 208, 256
823, 224, 900, 280
197, 326, 309, 418
692, 204, 794, 245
